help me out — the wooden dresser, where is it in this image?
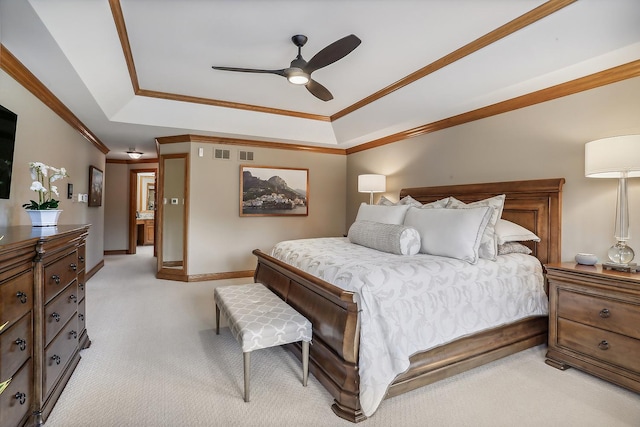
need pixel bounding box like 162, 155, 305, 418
545, 263, 640, 393
0, 225, 90, 426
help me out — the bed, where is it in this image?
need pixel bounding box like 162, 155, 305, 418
252, 178, 564, 422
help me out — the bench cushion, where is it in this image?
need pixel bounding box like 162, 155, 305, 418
215, 283, 312, 352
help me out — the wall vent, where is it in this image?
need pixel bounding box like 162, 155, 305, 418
239, 150, 254, 161
214, 148, 231, 160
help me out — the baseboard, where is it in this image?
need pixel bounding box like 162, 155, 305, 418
85, 259, 104, 281
104, 250, 127, 255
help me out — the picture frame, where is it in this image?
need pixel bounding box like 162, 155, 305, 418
88, 165, 103, 207
240, 165, 308, 216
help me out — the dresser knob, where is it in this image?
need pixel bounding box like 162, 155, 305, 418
599, 308, 610, 318
16, 292, 28, 304
79, 282, 85, 291
598, 340, 609, 350
70, 330, 78, 339
15, 338, 27, 351
14, 392, 26, 405
79, 313, 85, 321
70, 263, 77, 271
52, 275, 61, 285
79, 255, 85, 264
69, 294, 77, 303
51, 312, 61, 322
51, 355, 61, 365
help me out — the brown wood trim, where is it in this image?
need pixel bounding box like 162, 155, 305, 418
332, 0, 577, 121
108, 0, 139, 93
128, 168, 157, 254
0, 45, 110, 155
156, 134, 347, 155
347, 60, 640, 154
85, 259, 105, 281
104, 250, 128, 255
106, 158, 159, 164
187, 270, 255, 282
138, 89, 330, 122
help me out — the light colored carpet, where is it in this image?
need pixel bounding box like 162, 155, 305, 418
45, 246, 640, 426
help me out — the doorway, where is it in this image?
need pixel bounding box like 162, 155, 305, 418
128, 168, 157, 255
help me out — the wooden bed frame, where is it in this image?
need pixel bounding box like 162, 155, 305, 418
252, 178, 564, 422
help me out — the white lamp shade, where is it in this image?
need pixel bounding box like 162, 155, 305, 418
358, 174, 386, 193
585, 135, 640, 178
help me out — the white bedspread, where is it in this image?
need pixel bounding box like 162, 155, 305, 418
270, 237, 548, 417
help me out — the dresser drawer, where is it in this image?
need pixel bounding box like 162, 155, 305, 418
557, 288, 640, 339
0, 359, 32, 427
45, 281, 78, 346
77, 271, 85, 302
0, 313, 31, 381
557, 318, 640, 373
78, 297, 86, 335
0, 271, 33, 331
77, 244, 86, 273
44, 315, 79, 397
44, 251, 78, 304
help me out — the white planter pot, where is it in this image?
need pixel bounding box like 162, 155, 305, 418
26, 209, 62, 227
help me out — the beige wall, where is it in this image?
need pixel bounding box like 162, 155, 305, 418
347, 77, 640, 263
0, 70, 105, 271
158, 141, 347, 275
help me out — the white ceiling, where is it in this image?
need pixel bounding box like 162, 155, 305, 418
1, 0, 639, 160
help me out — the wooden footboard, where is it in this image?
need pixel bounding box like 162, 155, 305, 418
253, 178, 564, 422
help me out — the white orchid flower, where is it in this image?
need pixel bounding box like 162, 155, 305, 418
30, 181, 46, 192
50, 185, 59, 196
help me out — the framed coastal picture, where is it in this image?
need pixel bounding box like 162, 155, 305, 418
88, 165, 103, 207
240, 165, 308, 217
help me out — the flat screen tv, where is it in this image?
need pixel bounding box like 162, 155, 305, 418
0, 104, 17, 199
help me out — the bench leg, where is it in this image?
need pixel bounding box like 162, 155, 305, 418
215, 304, 220, 335
243, 351, 251, 402
302, 341, 309, 387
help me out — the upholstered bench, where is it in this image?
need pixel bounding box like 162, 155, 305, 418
214, 283, 312, 402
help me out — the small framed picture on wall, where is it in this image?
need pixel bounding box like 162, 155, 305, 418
88, 165, 103, 207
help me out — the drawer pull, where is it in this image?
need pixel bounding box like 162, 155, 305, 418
79, 255, 85, 264
79, 313, 85, 321
598, 340, 609, 351
15, 392, 26, 405
16, 291, 28, 304
69, 294, 77, 303
51, 355, 61, 365
70, 263, 77, 271
52, 275, 61, 285
51, 312, 61, 322
70, 330, 78, 339
15, 338, 27, 351
599, 308, 610, 318
79, 282, 85, 291
0, 378, 11, 395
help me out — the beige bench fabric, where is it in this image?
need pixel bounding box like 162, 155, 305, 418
214, 283, 312, 402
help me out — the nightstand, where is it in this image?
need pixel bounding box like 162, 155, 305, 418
545, 263, 640, 393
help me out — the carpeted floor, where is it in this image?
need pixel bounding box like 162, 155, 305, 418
45, 246, 640, 426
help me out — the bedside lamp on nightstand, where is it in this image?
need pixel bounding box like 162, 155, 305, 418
358, 174, 386, 205
585, 135, 640, 267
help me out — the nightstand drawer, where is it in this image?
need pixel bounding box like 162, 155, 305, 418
557, 288, 640, 339
558, 318, 640, 373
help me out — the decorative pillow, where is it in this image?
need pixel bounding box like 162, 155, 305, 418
377, 195, 396, 206
419, 197, 450, 209
495, 219, 540, 245
498, 241, 532, 255
397, 195, 423, 207
403, 206, 492, 264
348, 220, 421, 255
355, 203, 410, 225
446, 195, 505, 261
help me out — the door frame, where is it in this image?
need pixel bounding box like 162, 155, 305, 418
128, 168, 157, 255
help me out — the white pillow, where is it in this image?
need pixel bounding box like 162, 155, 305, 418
355, 203, 410, 225
348, 220, 421, 255
403, 206, 492, 264
495, 219, 540, 245
447, 195, 505, 261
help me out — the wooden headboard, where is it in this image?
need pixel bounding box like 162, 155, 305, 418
399, 178, 565, 265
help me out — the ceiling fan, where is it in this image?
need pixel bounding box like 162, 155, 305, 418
212, 34, 361, 101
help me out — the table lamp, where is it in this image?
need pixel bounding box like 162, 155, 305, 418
585, 135, 640, 265
358, 174, 386, 205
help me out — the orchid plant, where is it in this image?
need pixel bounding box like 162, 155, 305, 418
22, 162, 69, 210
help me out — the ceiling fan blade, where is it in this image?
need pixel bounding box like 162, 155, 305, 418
306, 79, 333, 102
304, 34, 361, 74
212, 66, 286, 77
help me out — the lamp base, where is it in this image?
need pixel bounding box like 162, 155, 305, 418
607, 241, 635, 264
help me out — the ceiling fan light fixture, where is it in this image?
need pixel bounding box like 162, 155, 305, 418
127, 149, 143, 159
286, 68, 309, 85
